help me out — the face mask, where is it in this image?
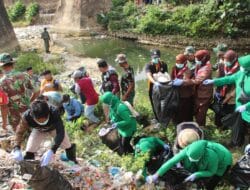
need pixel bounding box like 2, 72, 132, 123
188, 156, 200, 162
195, 60, 202, 65
176, 63, 184, 69
225, 61, 232, 67
33, 116, 50, 126
219, 59, 224, 64
63, 101, 70, 107
152, 58, 159, 64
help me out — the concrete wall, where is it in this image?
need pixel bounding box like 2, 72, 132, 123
0, 0, 19, 52
53, 0, 111, 34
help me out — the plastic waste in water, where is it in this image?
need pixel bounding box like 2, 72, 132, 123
109, 167, 121, 176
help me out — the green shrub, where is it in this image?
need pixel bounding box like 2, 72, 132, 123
16, 52, 63, 75
25, 2, 39, 22
8, 0, 26, 22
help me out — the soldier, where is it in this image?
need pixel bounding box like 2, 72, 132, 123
97, 59, 120, 123
145, 49, 168, 124
116, 54, 135, 105
41, 27, 51, 53
0, 53, 39, 132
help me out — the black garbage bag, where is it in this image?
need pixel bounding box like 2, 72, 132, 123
99, 127, 121, 155
19, 161, 73, 190
221, 112, 244, 146
152, 84, 179, 126
229, 155, 250, 189
147, 147, 173, 174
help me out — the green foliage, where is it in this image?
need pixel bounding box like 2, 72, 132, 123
7, 1, 40, 24
99, 0, 250, 37
8, 0, 26, 22
16, 52, 63, 75
25, 2, 39, 22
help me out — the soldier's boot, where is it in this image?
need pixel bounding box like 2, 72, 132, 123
65, 143, 78, 164
24, 152, 35, 160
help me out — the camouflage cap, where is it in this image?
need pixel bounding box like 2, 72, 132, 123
184, 46, 195, 55
0, 53, 15, 67
213, 43, 228, 54
115, 54, 127, 64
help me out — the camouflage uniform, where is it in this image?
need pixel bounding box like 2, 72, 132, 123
41, 30, 50, 53
0, 70, 37, 130
121, 66, 135, 105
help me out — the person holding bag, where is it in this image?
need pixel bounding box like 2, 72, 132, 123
203, 54, 250, 146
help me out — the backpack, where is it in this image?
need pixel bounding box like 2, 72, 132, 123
0, 90, 8, 105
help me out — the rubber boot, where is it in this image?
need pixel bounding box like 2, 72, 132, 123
65, 143, 78, 164
24, 152, 35, 160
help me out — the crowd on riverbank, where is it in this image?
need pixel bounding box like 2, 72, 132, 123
0, 38, 250, 189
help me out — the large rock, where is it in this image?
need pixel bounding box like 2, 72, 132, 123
53, 0, 111, 35
0, 0, 19, 52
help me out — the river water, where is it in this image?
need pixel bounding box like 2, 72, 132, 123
66, 38, 181, 81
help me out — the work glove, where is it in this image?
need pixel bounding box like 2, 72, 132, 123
146, 173, 159, 184
184, 173, 196, 182
111, 123, 118, 129
176, 162, 182, 168
172, 79, 183, 86
203, 79, 214, 85
236, 104, 247, 113
154, 82, 161, 87
41, 149, 54, 167
163, 144, 170, 151
11, 149, 23, 162
214, 92, 222, 102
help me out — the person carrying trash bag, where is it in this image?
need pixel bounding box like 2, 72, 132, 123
133, 137, 171, 178
152, 72, 179, 127
146, 140, 232, 190
171, 54, 194, 124
203, 54, 250, 147
11, 99, 78, 166
173, 122, 204, 155
211, 50, 240, 129
229, 144, 250, 190
172, 50, 213, 126
100, 92, 137, 155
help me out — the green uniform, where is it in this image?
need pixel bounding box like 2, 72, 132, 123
121, 66, 135, 105
157, 140, 232, 179
135, 137, 165, 156
41, 30, 50, 52
214, 56, 250, 122
100, 92, 136, 137
0, 70, 37, 129
135, 137, 166, 177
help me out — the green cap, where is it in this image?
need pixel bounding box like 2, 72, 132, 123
238, 55, 250, 69
213, 43, 228, 54
0, 53, 15, 67
184, 46, 195, 55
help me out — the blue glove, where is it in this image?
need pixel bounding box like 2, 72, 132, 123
236, 104, 247, 113
203, 79, 214, 85
184, 173, 196, 182
146, 173, 159, 184
41, 149, 54, 166
11, 149, 23, 162
163, 144, 170, 151
111, 123, 117, 129
172, 79, 183, 86
154, 82, 161, 87
214, 92, 222, 102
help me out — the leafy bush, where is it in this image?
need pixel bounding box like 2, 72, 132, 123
99, 0, 250, 38
16, 52, 63, 75
25, 2, 39, 22
8, 0, 26, 22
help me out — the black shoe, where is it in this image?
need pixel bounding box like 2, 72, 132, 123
66, 144, 78, 164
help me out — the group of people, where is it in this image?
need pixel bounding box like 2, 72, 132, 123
0, 40, 250, 189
